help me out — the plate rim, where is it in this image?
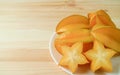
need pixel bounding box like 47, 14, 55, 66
49, 32, 73, 75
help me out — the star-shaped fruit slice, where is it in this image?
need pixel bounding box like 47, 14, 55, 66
84, 40, 116, 72
59, 42, 89, 73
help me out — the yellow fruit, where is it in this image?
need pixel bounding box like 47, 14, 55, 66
84, 40, 116, 72
59, 42, 89, 73
53, 10, 120, 74
58, 29, 93, 43
57, 23, 89, 33
92, 26, 120, 52
56, 15, 89, 33
88, 10, 116, 28
54, 38, 73, 55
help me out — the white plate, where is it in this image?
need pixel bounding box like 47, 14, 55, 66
49, 32, 120, 75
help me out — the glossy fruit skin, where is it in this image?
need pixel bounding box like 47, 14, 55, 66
56, 15, 89, 33
58, 29, 93, 43
88, 10, 116, 28
54, 38, 73, 55
57, 23, 89, 33
92, 26, 120, 52
55, 15, 92, 55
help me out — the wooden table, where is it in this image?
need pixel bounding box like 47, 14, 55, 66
0, 0, 120, 75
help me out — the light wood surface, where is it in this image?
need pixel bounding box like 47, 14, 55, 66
0, 0, 120, 75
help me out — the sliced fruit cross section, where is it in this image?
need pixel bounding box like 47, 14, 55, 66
59, 42, 89, 73
84, 40, 116, 72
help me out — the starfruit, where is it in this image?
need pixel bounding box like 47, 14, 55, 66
54, 38, 73, 55
54, 38, 93, 55
58, 29, 93, 43
57, 23, 89, 33
59, 42, 89, 73
84, 40, 116, 72
56, 15, 89, 33
88, 10, 116, 28
92, 25, 120, 52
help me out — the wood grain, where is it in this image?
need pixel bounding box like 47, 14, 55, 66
0, 0, 119, 75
